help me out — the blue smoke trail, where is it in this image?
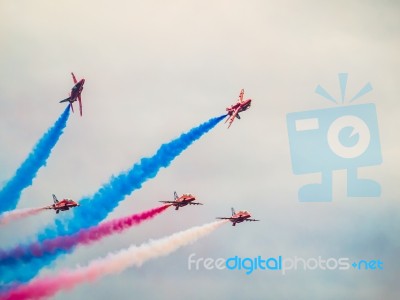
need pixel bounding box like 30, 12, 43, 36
0, 107, 70, 213
1, 115, 225, 284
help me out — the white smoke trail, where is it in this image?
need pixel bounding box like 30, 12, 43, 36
2, 220, 228, 299
0, 208, 45, 225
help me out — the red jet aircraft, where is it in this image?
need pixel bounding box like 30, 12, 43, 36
59, 72, 85, 116
217, 207, 259, 226
44, 194, 80, 214
225, 89, 252, 128
159, 191, 203, 210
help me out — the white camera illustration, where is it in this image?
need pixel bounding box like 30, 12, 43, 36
287, 103, 382, 201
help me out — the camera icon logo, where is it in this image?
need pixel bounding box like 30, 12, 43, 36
286, 74, 382, 202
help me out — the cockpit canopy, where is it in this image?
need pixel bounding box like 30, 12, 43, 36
237, 210, 249, 215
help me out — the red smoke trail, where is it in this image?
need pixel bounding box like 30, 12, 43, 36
0, 205, 170, 264
0, 208, 46, 225
1, 220, 226, 300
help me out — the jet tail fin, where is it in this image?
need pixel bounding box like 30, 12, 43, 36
52, 194, 59, 204
231, 207, 235, 216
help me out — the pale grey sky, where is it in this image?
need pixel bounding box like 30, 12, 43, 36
0, 0, 399, 299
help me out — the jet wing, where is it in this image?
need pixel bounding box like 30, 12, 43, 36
159, 201, 176, 204
188, 202, 203, 205
245, 219, 260, 222
227, 107, 241, 128
216, 217, 234, 220
71, 72, 78, 84
78, 95, 83, 116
